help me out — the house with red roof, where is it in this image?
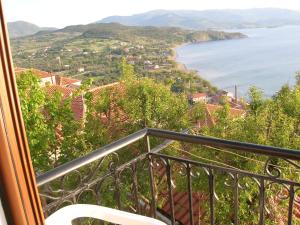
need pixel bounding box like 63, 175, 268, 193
43, 85, 86, 121
15, 68, 57, 86
15, 68, 82, 87
195, 104, 245, 128
55, 75, 81, 87
16, 68, 85, 120
189, 93, 209, 104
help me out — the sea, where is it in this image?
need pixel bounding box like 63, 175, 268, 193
176, 25, 300, 97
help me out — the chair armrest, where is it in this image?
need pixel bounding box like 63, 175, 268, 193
46, 204, 167, 225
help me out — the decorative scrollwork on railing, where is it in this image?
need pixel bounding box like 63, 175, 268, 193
39, 151, 148, 216
265, 182, 290, 201
38, 133, 300, 225
264, 157, 281, 178
293, 187, 300, 204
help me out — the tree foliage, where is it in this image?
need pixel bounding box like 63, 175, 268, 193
17, 62, 189, 171
176, 81, 300, 224
17, 66, 300, 224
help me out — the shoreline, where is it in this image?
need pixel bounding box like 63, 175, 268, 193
170, 43, 190, 73
169, 37, 247, 74
168, 34, 247, 96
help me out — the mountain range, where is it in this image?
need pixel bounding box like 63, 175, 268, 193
8, 8, 300, 38
7, 21, 57, 38
98, 8, 300, 30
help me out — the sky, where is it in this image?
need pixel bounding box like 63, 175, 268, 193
4, 0, 300, 28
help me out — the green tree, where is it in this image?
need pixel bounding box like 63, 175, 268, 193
120, 77, 189, 130
120, 57, 136, 82
295, 71, 300, 86
17, 71, 87, 170
17, 71, 50, 170
190, 102, 206, 124
44, 92, 86, 167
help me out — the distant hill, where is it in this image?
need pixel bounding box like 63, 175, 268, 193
98, 8, 300, 30
7, 21, 57, 38
57, 23, 246, 42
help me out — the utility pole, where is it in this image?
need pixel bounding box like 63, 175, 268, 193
235, 85, 238, 103
56, 56, 62, 69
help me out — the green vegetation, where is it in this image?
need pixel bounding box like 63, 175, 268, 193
14, 23, 300, 224
163, 81, 300, 224
11, 23, 244, 93
200, 85, 300, 148
17, 71, 87, 170
17, 61, 300, 223
17, 61, 189, 171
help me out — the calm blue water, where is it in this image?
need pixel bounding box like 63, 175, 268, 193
176, 26, 300, 97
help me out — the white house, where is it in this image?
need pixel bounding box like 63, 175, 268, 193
189, 93, 209, 104
78, 67, 85, 73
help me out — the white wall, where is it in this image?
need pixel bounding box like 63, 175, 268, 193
40, 76, 56, 86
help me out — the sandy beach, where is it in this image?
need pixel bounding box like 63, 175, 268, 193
170, 44, 190, 73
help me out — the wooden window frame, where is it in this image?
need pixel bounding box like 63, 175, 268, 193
0, 1, 45, 224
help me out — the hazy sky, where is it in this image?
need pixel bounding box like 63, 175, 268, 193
4, 0, 300, 28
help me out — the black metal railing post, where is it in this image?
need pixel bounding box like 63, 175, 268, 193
186, 163, 194, 225
131, 161, 140, 214
114, 170, 122, 210
166, 159, 175, 225
233, 173, 239, 225
259, 178, 265, 225
287, 184, 295, 225
146, 135, 157, 218
208, 168, 215, 225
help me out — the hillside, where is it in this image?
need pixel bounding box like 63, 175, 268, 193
98, 8, 300, 29
57, 23, 246, 42
8, 21, 57, 38
10, 23, 245, 92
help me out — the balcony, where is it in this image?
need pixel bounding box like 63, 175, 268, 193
37, 128, 300, 225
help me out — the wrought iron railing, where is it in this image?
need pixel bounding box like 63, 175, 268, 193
37, 128, 300, 225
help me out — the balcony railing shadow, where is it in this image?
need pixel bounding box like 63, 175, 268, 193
37, 128, 300, 225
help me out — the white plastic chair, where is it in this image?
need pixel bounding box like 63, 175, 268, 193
46, 204, 167, 225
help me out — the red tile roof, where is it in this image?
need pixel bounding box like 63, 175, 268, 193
88, 82, 120, 96
294, 200, 300, 220
44, 85, 73, 99
44, 85, 85, 120
15, 67, 28, 74
66, 84, 81, 89
44, 85, 87, 120
194, 104, 245, 128
71, 95, 85, 120
190, 93, 207, 99
15, 67, 54, 78
15, 68, 81, 88
153, 163, 207, 225
206, 104, 245, 120
161, 192, 207, 225
56, 75, 81, 86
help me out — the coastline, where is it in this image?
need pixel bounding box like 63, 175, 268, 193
169, 37, 247, 74
170, 43, 190, 73
169, 31, 248, 75
169, 43, 220, 95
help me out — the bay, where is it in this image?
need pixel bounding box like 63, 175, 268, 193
176, 25, 300, 97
